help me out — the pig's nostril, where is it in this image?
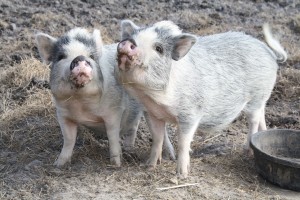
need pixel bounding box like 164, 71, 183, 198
130, 44, 135, 50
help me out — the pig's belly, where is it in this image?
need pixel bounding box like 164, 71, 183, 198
59, 101, 105, 128
69, 110, 104, 127
198, 101, 248, 130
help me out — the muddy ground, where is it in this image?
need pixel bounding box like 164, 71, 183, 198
0, 0, 300, 199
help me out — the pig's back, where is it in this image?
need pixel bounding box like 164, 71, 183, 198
191, 31, 279, 96
193, 31, 278, 72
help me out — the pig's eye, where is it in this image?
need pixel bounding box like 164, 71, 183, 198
89, 54, 95, 60
57, 54, 66, 61
155, 44, 164, 55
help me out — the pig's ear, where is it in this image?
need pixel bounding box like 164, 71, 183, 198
35, 33, 57, 65
121, 20, 139, 40
92, 29, 103, 56
172, 34, 197, 61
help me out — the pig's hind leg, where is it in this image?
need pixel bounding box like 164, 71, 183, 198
163, 129, 176, 160
122, 109, 143, 151
244, 101, 267, 152
258, 108, 267, 131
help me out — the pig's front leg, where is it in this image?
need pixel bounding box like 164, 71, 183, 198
54, 116, 78, 167
104, 115, 122, 167
144, 112, 165, 169
177, 119, 200, 178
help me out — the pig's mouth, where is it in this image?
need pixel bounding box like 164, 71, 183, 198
69, 62, 93, 88
117, 52, 133, 72
117, 51, 142, 72
119, 53, 134, 62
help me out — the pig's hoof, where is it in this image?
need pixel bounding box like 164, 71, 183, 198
140, 158, 156, 169
145, 157, 160, 167
176, 163, 190, 179
176, 167, 189, 179
110, 155, 121, 167
146, 165, 156, 171
162, 149, 176, 161
54, 156, 70, 167
177, 172, 188, 179
123, 145, 134, 152
140, 162, 156, 171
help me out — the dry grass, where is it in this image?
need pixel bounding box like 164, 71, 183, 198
275, 68, 300, 101
0, 58, 52, 122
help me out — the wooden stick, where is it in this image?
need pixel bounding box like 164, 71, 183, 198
202, 133, 222, 143
156, 183, 199, 191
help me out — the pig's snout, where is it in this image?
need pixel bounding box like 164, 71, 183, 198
118, 39, 137, 52
70, 55, 91, 71
117, 39, 140, 71
69, 55, 93, 88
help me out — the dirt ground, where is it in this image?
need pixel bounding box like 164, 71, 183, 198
0, 0, 300, 199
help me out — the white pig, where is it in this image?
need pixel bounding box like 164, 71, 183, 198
115, 20, 287, 177
36, 28, 145, 167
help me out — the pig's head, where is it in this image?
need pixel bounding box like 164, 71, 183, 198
35, 28, 103, 98
116, 20, 196, 91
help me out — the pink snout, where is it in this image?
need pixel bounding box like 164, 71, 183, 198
69, 55, 93, 88
118, 39, 137, 52
117, 39, 139, 71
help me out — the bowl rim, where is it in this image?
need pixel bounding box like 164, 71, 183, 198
250, 129, 300, 168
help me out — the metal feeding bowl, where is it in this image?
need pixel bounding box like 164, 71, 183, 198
250, 129, 300, 191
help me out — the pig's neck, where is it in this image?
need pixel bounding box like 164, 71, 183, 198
126, 59, 191, 123
54, 92, 105, 127
53, 79, 102, 102
126, 84, 177, 123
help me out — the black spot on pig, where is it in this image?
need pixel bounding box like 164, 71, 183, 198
51, 36, 70, 64
155, 27, 173, 39
74, 35, 96, 49
57, 35, 70, 46
153, 28, 176, 57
